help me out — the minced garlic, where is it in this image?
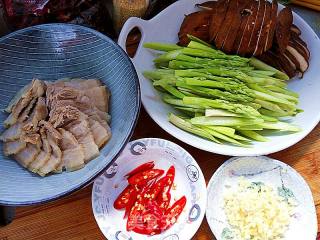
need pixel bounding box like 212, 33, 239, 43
223, 177, 297, 240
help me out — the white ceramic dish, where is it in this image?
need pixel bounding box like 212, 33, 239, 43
118, 0, 320, 156
92, 138, 206, 240
206, 156, 318, 240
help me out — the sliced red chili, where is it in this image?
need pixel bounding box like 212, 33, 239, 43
128, 169, 164, 186
114, 185, 137, 210
160, 196, 187, 231
157, 192, 171, 211
125, 161, 155, 178
156, 166, 175, 211
126, 184, 151, 231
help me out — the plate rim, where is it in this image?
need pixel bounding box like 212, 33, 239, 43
0, 23, 141, 206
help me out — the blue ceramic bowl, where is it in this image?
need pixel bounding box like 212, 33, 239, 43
0, 24, 140, 205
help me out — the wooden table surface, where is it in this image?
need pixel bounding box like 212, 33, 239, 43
0, 106, 319, 240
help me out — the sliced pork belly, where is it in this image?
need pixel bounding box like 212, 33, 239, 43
0, 122, 23, 142
23, 97, 48, 131
28, 128, 52, 174
84, 86, 110, 112
4, 79, 45, 128
88, 118, 111, 148
65, 116, 99, 163
53, 78, 102, 90
3, 139, 26, 156
38, 127, 62, 177
14, 143, 41, 168
59, 128, 85, 171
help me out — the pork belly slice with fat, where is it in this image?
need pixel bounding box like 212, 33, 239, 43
65, 118, 99, 163
14, 143, 41, 168
4, 79, 45, 128
88, 118, 111, 148
58, 128, 85, 171
84, 86, 110, 113
3, 139, 26, 156
37, 124, 63, 177
0, 122, 23, 142
28, 128, 52, 174
22, 97, 48, 131
52, 78, 102, 90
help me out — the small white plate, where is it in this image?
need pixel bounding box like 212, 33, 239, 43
206, 156, 318, 240
92, 138, 206, 240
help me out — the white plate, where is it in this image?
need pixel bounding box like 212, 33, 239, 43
206, 156, 318, 240
118, 0, 320, 156
92, 138, 206, 240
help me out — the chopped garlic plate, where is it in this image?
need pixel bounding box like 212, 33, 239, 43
206, 156, 317, 240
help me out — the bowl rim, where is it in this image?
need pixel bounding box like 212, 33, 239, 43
0, 23, 141, 206
125, 0, 320, 156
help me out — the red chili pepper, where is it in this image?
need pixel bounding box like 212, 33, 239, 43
125, 161, 155, 178
123, 186, 140, 219
128, 169, 164, 186
156, 166, 175, 211
160, 196, 187, 231
114, 185, 137, 210
126, 184, 151, 231
158, 192, 171, 211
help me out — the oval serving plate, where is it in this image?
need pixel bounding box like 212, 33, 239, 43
92, 138, 206, 240
118, 0, 320, 156
206, 156, 318, 240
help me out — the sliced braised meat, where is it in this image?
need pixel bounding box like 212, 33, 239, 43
232, 0, 254, 54
58, 128, 85, 171
22, 97, 48, 132
247, 0, 265, 55
14, 143, 41, 168
214, 0, 239, 49
291, 34, 310, 59
178, 11, 211, 46
0, 122, 23, 142
237, 0, 259, 55
195, 1, 217, 10
53, 78, 102, 90
28, 128, 52, 174
88, 118, 112, 148
285, 49, 301, 70
277, 52, 296, 78
18, 98, 37, 123
275, 7, 293, 53
3, 139, 26, 156
286, 44, 309, 73
208, 0, 229, 42
4, 79, 45, 128
258, 51, 283, 72
64, 112, 99, 163
265, 0, 278, 51
254, 0, 272, 56
291, 24, 301, 36
21, 132, 41, 145
84, 86, 110, 112
222, 0, 251, 54
38, 127, 63, 176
